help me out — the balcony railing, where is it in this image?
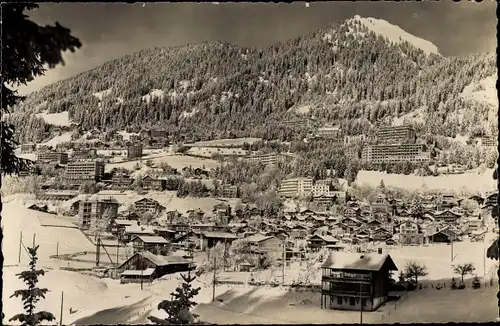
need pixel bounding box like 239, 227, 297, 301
322, 289, 372, 297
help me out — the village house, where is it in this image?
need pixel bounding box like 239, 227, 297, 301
172, 230, 202, 249
153, 227, 177, 241
134, 198, 166, 215
186, 208, 206, 220
433, 210, 462, 224
320, 252, 398, 311
112, 172, 133, 189
123, 225, 156, 242
117, 251, 194, 283
437, 193, 459, 211
371, 227, 392, 242
142, 175, 166, 191
466, 212, 484, 234
344, 206, 361, 220
396, 220, 423, 245
371, 193, 391, 214
166, 222, 190, 233
109, 219, 138, 238
200, 232, 238, 251
427, 226, 459, 243
244, 233, 284, 259
308, 234, 339, 252
131, 235, 170, 254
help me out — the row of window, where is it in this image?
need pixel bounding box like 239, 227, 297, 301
333, 296, 367, 307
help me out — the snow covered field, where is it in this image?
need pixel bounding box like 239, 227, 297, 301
35, 111, 72, 127
104, 153, 219, 172
189, 138, 261, 147
356, 168, 495, 194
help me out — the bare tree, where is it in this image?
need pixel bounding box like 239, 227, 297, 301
452, 263, 475, 283
404, 261, 428, 286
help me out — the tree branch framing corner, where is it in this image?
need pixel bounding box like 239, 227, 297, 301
1, 3, 81, 325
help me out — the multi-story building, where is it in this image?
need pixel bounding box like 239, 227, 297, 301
316, 126, 342, 139
127, 143, 143, 160
142, 176, 166, 191
376, 125, 416, 144
112, 172, 133, 189
320, 252, 398, 311
345, 147, 360, 160
64, 160, 105, 186
243, 153, 296, 166
134, 198, 166, 214
312, 179, 347, 202
71, 149, 97, 160
278, 177, 313, 198
36, 151, 69, 164
129, 134, 141, 142
361, 144, 430, 163
344, 135, 366, 146
478, 136, 497, 148
79, 197, 119, 229
21, 143, 37, 153
219, 184, 239, 198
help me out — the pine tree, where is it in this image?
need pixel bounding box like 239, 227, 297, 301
9, 245, 56, 326
149, 272, 202, 324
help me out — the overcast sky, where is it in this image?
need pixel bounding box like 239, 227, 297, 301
19, 1, 496, 94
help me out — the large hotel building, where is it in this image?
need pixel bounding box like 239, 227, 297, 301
376, 125, 416, 144
64, 160, 105, 186
278, 177, 313, 198
361, 144, 430, 163
36, 151, 69, 164
243, 153, 296, 166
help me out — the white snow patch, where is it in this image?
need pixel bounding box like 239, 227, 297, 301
41, 132, 73, 147
179, 80, 191, 91
461, 74, 498, 109
351, 15, 440, 56
142, 89, 165, 103
289, 104, 312, 114
118, 131, 140, 141
241, 54, 248, 60
116, 97, 124, 104
36, 111, 72, 127
258, 76, 270, 85
93, 88, 112, 101
180, 108, 199, 119
392, 106, 426, 126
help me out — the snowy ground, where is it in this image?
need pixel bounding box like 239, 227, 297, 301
35, 111, 72, 127
104, 153, 219, 172
188, 138, 261, 147
356, 168, 495, 194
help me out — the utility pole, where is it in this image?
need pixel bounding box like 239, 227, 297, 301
141, 264, 144, 291
116, 237, 120, 267
212, 256, 217, 302
56, 242, 59, 257
282, 237, 286, 284
359, 282, 363, 324
451, 239, 454, 262
32, 233, 36, 248
59, 291, 64, 326
18, 231, 22, 264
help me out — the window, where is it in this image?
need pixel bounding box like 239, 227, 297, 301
337, 296, 343, 305
361, 298, 367, 307
349, 297, 355, 306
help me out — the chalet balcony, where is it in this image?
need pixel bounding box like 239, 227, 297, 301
321, 288, 372, 298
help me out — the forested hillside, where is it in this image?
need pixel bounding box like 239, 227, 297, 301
7, 16, 496, 143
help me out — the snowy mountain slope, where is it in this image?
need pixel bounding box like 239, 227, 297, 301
350, 15, 440, 56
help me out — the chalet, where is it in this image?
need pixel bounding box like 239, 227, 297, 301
186, 209, 205, 220
153, 227, 177, 241
397, 220, 423, 245
166, 223, 190, 233
112, 173, 133, 189
134, 198, 166, 215
365, 219, 383, 230
109, 219, 138, 237
344, 207, 361, 219
200, 232, 238, 251
142, 176, 166, 191
244, 234, 284, 259
320, 252, 398, 311
308, 234, 339, 252
396, 209, 411, 218
371, 228, 392, 242
427, 227, 459, 243
131, 235, 170, 254
290, 224, 309, 239
433, 210, 462, 224
340, 217, 363, 228
466, 213, 484, 234
172, 231, 202, 249
123, 225, 155, 242
354, 229, 371, 243
165, 210, 182, 223
119, 211, 140, 221
437, 193, 459, 211
191, 223, 217, 233
371, 193, 391, 214
118, 251, 194, 283
28, 204, 50, 213
484, 192, 498, 207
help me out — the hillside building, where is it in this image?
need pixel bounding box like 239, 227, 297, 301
478, 136, 497, 148
219, 184, 239, 198
344, 135, 367, 146
320, 252, 398, 311
376, 125, 416, 144
316, 126, 343, 139
36, 151, 69, 164
243, 153, 296, 166
279, 177, 313, 198
79, 197, 119, 229
127, 142, 143, 160
21, 143, 37, 153
361, 144, 430, 164
112, 172, 133, 189
64, 160, 105, 186
134, 198, 166, 214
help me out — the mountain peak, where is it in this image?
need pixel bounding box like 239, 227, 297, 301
348, 15, 440, 56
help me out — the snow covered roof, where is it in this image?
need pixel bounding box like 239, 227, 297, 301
244, 233, 276, 243
132, 235, 169, 244
125, 225, 155, 234
201, 231, 238, 239
114, 219, 138, 226
121, 268, 155, 277
322, 252, 398, 271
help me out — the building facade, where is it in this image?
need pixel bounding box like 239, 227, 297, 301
127, 143, 143, 160
36, 151, 69, 164
361, 144, 430, 163
279, 177, 313, 198
243, 153, 295, 166
316, 126, 343, 139
321, 252, 398, 312
376, 125, 416, 144
64, 160, 105, 186
79, 197, 119, 229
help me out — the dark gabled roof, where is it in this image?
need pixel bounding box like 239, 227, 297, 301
321, 252, 398, 271
118, 252, 191, 270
